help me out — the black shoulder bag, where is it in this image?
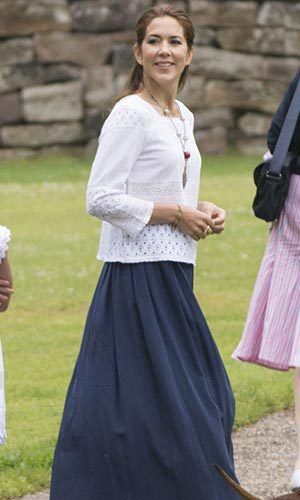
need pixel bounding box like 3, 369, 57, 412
252, 76, 300, 222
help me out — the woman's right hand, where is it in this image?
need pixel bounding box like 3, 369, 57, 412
0, 278, 13, 312
178, 206, 214, 241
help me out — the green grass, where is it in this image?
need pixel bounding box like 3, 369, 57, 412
0, 153, 293, 498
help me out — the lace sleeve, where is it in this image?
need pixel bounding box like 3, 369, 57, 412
86, 107, 154, 239
0, 226, 11, 263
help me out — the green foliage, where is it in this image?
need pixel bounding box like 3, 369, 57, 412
0, 154, 293, 498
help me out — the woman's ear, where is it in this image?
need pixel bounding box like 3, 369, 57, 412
186, 46, 194, 67
133, 44, 143, 65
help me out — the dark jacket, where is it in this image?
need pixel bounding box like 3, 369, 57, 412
267, 69, 300, 156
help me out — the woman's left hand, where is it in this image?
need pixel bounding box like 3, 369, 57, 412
198, 201, 227, 234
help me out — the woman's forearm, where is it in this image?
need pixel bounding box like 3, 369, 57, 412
148, 203, 179, 226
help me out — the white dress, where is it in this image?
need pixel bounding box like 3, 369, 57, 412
0, 225, 11, 445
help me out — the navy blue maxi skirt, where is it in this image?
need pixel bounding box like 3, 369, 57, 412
50, 262, 240, 500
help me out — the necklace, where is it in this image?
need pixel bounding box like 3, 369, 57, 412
145, 88, 191, 188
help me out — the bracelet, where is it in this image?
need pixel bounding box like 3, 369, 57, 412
171, 204, 183, 231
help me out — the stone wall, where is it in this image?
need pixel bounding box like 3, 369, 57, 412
0, 0, 299, 158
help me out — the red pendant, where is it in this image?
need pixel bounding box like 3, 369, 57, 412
184, 151, 191, 160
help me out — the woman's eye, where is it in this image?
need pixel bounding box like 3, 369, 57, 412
170, 39, 182, 45
148, 38, 159, 44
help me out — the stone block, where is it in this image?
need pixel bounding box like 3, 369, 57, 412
218, 27, 287, 55
35, 31, 133, 67
43, 64, 87, 84
112, 44, 135, 76
70, 0, 152, 32
86, 65, 114, 91
192, 1, 257, 27
257, 2, 287, 28
238, 113, 272, 136
179, 76, 205, 109
1, 122, 84, 147
0, 38, 34, 66
84, 109, 107, 139
113, 73, 130, 96
256, 28, 286, 55
0, 0, 71, 37
194, 127, 228, 155
194, 108, 234, 130
84, 88, 114, 111
0, 148, 36, 160
263, 58, 299, 83
194, 27, 218, 47
237, 138, 267, 155
285, 31, 300, 56
190, 1, 219, 27
38, 145, 84, 156
0, 64, 42, 93
84, 65, 114, 110
204, 79, 287, 114
0, 93, 22, 126
284, 3, 300, 30
22, 82, 83, 122
218, 1, 258, 27
155, 0, 187, 8
218, 24, 300, 57
191, 47, 263, 81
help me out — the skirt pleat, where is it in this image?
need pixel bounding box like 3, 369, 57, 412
50, 261, 239, 500
233, 175, 300, 371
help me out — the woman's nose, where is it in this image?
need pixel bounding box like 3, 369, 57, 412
158, 43, 171, 56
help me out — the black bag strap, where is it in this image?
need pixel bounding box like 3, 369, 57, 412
269, 74, 300, 175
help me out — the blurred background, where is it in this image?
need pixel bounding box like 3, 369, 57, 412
0, 0, 299, 160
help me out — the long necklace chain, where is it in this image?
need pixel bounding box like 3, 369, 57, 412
144, 88, 190, 188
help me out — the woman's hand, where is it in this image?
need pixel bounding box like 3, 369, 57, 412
198, 201, 227, 235
0, 256, 13, 312
178, 206, 214, 241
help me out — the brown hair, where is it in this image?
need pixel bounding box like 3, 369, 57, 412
118, 4, 194, 100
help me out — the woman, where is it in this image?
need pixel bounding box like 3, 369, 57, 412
0, 224, 13, 445
233, 69, 300, 490
50, 5, 239, 499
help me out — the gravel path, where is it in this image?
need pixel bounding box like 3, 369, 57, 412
15, 408, 297, 500
233, 407, 297, 499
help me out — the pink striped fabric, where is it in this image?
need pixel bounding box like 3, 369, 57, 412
233, 174, 300, 371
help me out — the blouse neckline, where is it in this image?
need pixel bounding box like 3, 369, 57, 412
129, 94, 184, 121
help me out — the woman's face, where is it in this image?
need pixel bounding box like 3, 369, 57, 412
134, 16, 193, 89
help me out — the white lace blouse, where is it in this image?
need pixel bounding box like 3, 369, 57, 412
0, 226, 11, 263
86, 94, 202, 264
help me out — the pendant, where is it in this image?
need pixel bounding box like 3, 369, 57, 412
182, 151, 190, 188
182, 168, 187, 188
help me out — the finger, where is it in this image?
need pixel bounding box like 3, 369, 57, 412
193, 229, 204, 241
197, 221, 214, 234
0, 287, 13, 295
213, 217, 225, 225
212, 225, 225, 234
0, 279, 10, 286
197, 211, 214, 227
0, 294, 9, 302
212, 210, 226, 221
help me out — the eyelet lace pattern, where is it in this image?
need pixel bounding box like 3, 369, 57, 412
87, 96, 200, 264
105, 107, 151, 130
